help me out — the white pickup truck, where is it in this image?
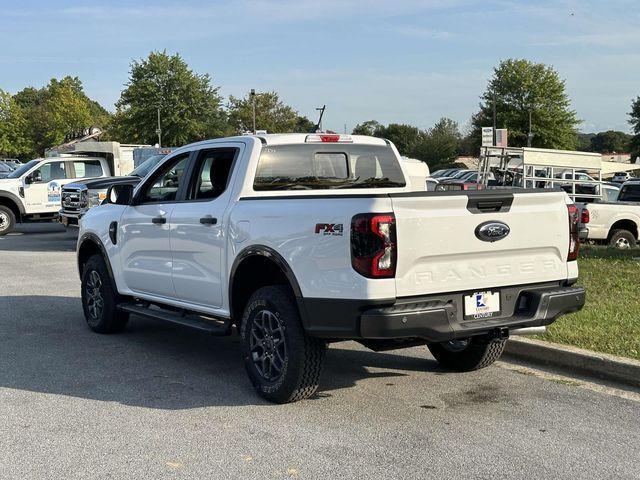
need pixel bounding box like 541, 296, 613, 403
76, 134, 585, 403
0, 141, 149, 235
578, 180, 640, 248
0, 156, 111, 235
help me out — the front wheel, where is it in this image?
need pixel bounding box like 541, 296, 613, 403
240, 285, 326, 403
0, 205, 16, 236
81, 254, 129, 333
428, 337, 506, 371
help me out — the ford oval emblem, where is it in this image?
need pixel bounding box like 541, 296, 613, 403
475, 221, 510, 242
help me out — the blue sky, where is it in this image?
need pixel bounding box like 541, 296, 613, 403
1, 0, 639, 134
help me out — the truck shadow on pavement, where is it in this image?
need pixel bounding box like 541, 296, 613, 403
0, 295, 447, 409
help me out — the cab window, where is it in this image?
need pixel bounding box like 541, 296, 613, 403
187, 148, 238, 200
138, 154, 189, 203
36, 161, 68, 182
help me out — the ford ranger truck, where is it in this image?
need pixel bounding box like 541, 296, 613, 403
76, 134, 585, 403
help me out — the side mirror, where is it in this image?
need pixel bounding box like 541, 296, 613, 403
106, 184, 134, 205
26, 170, 42, 184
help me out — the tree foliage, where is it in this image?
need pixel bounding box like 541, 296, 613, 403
587, 130, 632, 153
110, 51, 228, 146
9, 76, 110, 158
629, 97, 640, 161
352, 117, 461, 170
0, 89, 31, 158
470, 59, 579, 150
227, 91, 314, 134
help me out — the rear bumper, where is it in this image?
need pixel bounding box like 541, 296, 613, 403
299, 282, 585, 342
578, 226, 589, 241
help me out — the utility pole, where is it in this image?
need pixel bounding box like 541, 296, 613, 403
527, 110, 534, 147
250, 89, 256, 134
315, 105, 326, 132
156, 107, 162, 147
492, 93, 497, 146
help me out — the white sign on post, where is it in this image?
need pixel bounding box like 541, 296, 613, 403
481, 127, 494, 147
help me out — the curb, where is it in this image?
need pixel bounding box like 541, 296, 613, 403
503, 337, 640, 388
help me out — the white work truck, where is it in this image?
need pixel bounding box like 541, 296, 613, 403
0, 156, 111, 235
0, 141, 149, 235
578, 180, 640, 248
77, 134, 585, 403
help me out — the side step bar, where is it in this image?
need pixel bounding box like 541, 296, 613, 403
118, 303, 232, 336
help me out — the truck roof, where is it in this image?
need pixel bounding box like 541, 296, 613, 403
176, 133, 390, 151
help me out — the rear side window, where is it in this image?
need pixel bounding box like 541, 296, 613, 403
254, 144, 406, 190
618, 185, 640, 202
187, 148, 238, 200
72, 160, 103, 178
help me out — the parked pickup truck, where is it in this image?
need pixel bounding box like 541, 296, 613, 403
76, 133, 585, 403
60, 152, 171, 227
0, 156, 113, 235
578, 180, 640, 248
0, 141, 150, 235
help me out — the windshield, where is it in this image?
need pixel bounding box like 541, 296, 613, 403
130, 154, 166, 178
451, 170, 471, 179
254, 144, 406, 191
0, 163, 12, 173
618, 184, 640, 202
7, 159, 39, 179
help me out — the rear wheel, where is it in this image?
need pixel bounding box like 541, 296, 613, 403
608, 229, 636, 249
428, 337, 506, 371
81, 254, 129, 333
0, 206, 16, 236
240, 285, 326, 403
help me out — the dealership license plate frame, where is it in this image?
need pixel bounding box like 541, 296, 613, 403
463, 290, 501, 319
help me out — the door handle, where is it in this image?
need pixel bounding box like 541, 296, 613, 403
199, 216, 218, 225
152, 216, 166, 225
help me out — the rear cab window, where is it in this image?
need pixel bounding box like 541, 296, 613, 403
618, 184, 640, 202
253, 144, 406, 190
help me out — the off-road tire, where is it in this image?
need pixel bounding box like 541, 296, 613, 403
81, 254, 129, 333
0, 205, 16, 236
428, 337, 506, 371
240, 285, 326, 403
608, 229, 636, 249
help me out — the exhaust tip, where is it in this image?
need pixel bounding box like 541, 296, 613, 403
510, 326, 546, 336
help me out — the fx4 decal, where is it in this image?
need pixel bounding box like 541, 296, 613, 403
315, 223, 344, 236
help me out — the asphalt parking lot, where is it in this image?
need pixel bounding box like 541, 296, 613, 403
1, 224, 639, 479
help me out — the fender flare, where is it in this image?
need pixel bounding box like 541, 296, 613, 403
228, 245, 303, 318
77, 232, 117, 290
0, 191, 25, 217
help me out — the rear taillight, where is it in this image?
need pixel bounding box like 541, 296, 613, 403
581, 208, 590, 224
351, 213, 397, 278
567, 204, 580, 261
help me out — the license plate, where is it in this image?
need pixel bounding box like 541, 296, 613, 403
464, 291, 500, 319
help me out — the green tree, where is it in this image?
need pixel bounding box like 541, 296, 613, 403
629, 97, 640, 162
471, 59, 580, 151
111, 51, 228, 146
589, 130, 632, 153
227, 91, 313, 134
375, 123, 423, 157
0, 89, 31, 158
415, 117, 461, 169
352, 120, 383, 136
12, 76, 110, 157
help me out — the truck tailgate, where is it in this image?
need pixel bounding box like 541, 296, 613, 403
391, 190, 570, 297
